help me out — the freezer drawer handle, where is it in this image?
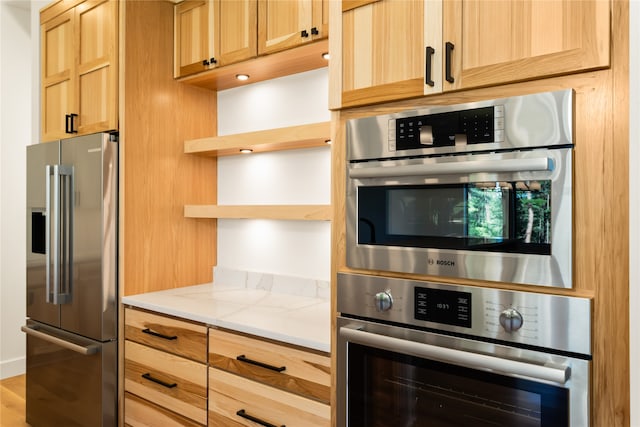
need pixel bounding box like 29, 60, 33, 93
141, 328, 177, 340
141, 373, 177, 389
236, 409, 285, 427
21, 325, 99, 356
236, 355, 286, 373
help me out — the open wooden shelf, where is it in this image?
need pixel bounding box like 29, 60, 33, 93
184, 204, 332, 221
185, 121, 331, 156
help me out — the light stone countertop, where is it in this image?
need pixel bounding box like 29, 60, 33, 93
122, 282, 331, 353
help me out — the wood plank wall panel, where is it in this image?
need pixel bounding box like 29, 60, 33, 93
122, 0, 217, 297
331, 67, 630, 426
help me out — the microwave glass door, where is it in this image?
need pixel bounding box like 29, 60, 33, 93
347, 343, 568, 427
357, 180, 551, 255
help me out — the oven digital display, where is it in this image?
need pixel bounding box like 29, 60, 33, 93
415, 287, 472, 328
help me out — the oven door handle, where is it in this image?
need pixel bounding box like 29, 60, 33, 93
340, 324, 570, 384
348, 157, 553, 179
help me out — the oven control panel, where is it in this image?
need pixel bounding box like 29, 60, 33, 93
414, 287, 471, 328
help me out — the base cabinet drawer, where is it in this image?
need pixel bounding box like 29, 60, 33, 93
209, 368, 330, 427
124, 392, 204, 427
125, 307, 207, 362
125, 340, 207, 424
209, 328, 330, 403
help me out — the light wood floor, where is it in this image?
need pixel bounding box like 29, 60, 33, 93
0, 375, 29, 427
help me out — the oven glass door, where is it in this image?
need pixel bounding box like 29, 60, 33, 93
347, 342, 568, 427
357, 180, 552, 255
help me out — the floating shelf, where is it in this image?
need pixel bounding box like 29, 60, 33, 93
185, 121, 331, 156
184, 204, 332, 221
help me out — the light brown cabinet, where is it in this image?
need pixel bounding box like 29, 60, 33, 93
341, 0, 610, 107
208, 327, 331, 426
174, 0, 257, 78
124, 308, 208, 426
40, 0, 118, 142
258, 0, 328, 55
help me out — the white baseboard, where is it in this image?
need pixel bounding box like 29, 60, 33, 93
0, 356, 26, 380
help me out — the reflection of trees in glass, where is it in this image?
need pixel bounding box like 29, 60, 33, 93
467, 185, 505, 239
516, 181, 551, 244
466, 181, 551, 244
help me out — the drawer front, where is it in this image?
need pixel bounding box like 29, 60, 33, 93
125, 308, 207, 362
124, 392, 204, 427
208, 328, 331, 403
125, 340, 207, 424
209, 368, 330, 427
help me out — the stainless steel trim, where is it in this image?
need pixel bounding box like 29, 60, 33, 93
340, 324, 569, 384
21, 324, 100, 355
349, 156, 553, 179
52, 165, 61, 305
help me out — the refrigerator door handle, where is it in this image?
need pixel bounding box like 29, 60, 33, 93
21, 324, 100, 355
59, 165, 74, 304
45, 165, 56, 304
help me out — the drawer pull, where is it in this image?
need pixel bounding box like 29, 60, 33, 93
236, 409, 285, 427
141, 373, 177, 389
236, 355, 286, 373
142, 328, 177, 341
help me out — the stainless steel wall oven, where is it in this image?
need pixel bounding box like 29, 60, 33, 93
336, 273, 591, 427
346, 90, 574, 288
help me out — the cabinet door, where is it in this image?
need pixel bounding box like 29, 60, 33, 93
217, 0, 257, 66
341, 0, 425, 108
75, 0, 118, 135
41, 9, 75, 142
442, 0, 610, 91
258, 0, 314, 55
175, 0, 212, 77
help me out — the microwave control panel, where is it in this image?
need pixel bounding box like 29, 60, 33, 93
393, 105, 505, 152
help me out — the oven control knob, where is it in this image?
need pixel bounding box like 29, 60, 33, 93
499, 308, 523, 333
374, 291, 393, 312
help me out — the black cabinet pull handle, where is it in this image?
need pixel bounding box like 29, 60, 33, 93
301, 29, 309, 38
65, 114, 71, 134
142, 373, 177, 389
203, 59, 210, 66
210, 57, 217, 64
142, 328, 177, 340
236, 355, 286, 372
425, 46, 435, 87
236, 409, 285, 427
445, 41, 455, 83
310, 27, 319, 35
69, 113, 78, 133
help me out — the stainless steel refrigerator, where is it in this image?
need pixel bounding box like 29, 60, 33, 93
23, 132, 118, 426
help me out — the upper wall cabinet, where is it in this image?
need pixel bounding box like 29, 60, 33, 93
258, 0, 328, 55
341, 0, 610, 108
174, 0, 257, 78
41, 0, 118, 142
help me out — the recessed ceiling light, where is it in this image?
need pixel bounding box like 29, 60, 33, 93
239, 148, 253, 154
322, 52, 330, 60
236, 74, 250, 81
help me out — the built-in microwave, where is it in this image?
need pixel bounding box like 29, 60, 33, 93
346, 90, 574, 288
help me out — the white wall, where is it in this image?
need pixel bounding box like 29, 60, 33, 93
630, 1, 639, 425
0, 0, 31, 380
216, 68, 332, 280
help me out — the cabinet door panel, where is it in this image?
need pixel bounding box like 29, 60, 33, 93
341, 0, 424, 107
175, 0, 211, 77
444, 0, 610, 90
217, 0, 257, 66
41, 10, 75, 141
258, 0, 313, 55
76, 0, 118, 134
